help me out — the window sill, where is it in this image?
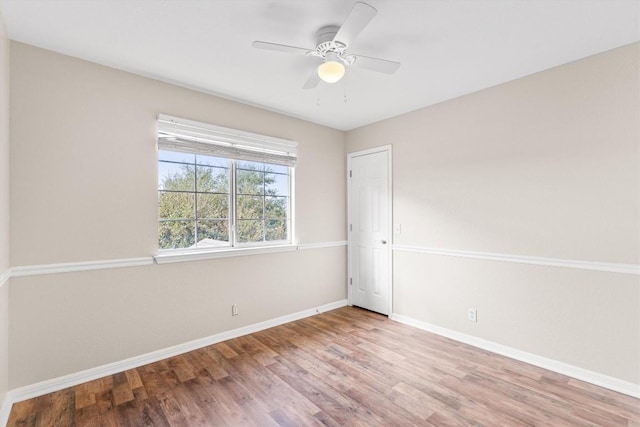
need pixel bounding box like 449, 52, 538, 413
154, 244, 298, 264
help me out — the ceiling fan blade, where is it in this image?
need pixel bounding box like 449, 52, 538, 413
252, 41, 311, 55
333, 2, 377, 47
302, 68, 320, 89
351, 54, 400, 74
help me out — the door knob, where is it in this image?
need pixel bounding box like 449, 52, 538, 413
381, 240, 387, 244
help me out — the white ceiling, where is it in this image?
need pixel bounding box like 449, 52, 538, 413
0, 0, 638, 131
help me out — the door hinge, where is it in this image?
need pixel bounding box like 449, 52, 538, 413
349, 224, 352, 232
349, 278, 352, 285
349, 170, 352, 178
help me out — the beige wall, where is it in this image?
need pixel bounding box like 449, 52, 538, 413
9, 43, 347, 388
10, 42, 346, 266
6, 37, 639, 391
347, 43, 640, 384
0, 12, 10, 406
10, 247, 346, 387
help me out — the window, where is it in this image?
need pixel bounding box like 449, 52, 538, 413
157, 115, 296, 251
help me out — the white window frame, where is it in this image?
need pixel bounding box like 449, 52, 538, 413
155, 115, 297, 260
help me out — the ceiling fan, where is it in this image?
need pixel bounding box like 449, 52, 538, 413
252, 2, 400, 89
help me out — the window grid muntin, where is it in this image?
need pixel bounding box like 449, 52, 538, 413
233, 163, 290, 246
158, 153, 232, 249
158, 151, 290, 250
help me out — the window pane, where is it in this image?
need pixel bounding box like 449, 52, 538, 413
159, 150, 194, 164
237, 169, 264, 195
159, 192, 195, 220
237, 160, 265, 171
159, 220, 195, 249
159, 124, 294, 250
265, 219, 287, 241
265, 196, 287, 219
265, 173, 288, 196
237, 220, 264, 243
196, 220, 230, 247
197, 194, 229, 219
159, 162, 195, 191
237, 195, 263, 219
195, 154, 229, 168
196, 166, 229, 193
265, 164, 288, 174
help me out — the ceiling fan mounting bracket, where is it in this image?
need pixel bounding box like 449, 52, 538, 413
315, 25, 340, 44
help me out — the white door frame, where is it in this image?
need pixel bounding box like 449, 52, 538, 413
347, 145, 393, 316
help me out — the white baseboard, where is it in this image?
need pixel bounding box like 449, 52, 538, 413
1, 299, 348, 425
0, 395, 11, 427
390, 313, 640, 399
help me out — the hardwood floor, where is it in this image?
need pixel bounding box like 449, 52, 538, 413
7, 307, 639, 426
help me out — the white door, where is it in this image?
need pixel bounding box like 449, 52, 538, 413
348, 146, 392, 315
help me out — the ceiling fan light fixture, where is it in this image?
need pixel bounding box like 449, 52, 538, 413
317, 53, 345, 83
253, 2, 400, 90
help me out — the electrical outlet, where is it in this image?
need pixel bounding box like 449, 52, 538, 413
232, 304, 239, 316
467, 308, 477, 322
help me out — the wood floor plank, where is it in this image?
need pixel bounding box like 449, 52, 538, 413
258, 328, 356, 394
139, 397, 172, 427
266, 355, 355, 425
6, 307, 639, 426
112, 373, 135, 407
214, 375, 279, 426
162, 385, 210, 426
114, 399, 144, 427
195, 376, 255, 426
6, 398, 37, 427
174, 378, 228, 426
94, 390, 120, 427
227, 352, 322, 419
167, 355, 197, 384
183, 348, 229, 381
157, 391, 194, 427
123, 368, 144, 390
136, 363, 172, 398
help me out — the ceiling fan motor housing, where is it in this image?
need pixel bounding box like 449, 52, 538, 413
312, 25, 347, 58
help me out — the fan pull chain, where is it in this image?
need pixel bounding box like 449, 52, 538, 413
316, 84, 320, 107
344, 72, 349, 103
